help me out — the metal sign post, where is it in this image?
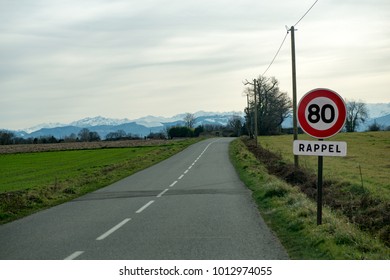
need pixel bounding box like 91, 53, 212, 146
317, 140, 323, 225
295, 88, 347, 225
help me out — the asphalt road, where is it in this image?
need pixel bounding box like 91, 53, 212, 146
0, 138, 288, 260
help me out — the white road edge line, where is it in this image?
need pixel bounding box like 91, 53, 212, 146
157, 189, 169, 198
96, 218, 131, 241
64, 251, 85, 260
136, 200, 155, 214
170, 181, 178, 187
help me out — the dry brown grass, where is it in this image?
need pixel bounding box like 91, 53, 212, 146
0, 139, 177, 154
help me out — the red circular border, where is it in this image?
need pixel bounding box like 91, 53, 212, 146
297, 88, 346, 138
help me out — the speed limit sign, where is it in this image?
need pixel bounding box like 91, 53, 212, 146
297, 88, 347, 139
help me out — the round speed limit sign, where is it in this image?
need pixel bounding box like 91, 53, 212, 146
297, 88, 347, 139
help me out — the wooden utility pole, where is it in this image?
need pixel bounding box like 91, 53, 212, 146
290, 26, 299, 168
253, 79, 259, 146
245, 93, 252, 138
243, 79, 259, 145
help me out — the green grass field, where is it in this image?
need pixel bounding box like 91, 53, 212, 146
1, 147, 154, 192
0, 139, 200, 223
260, 131, 390, 200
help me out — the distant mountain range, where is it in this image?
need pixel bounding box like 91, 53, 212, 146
9, 111, 244, 139
357, 103, 390, 131
3, 103, 390, 140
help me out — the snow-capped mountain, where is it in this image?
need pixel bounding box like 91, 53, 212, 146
9, 111, 244, 139
132, 111, 244, 128
70, 116, 131, 127
23, 122, 67, 134
366, 103, 390, 119
131, 115, 182, 128
18, 116, 132, 136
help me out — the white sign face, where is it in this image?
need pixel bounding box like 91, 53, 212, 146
305, 97, 338, 131
293, 140, 347, 157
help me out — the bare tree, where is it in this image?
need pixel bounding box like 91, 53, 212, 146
228, 115, 243, 136
0, 130, 14, 145
78, 128, 91, 142
88, 131, 101, 142
244, 76, 292, 135
345, 100, 369, 132
242, 87, 254, 138
184, 113, 196, 129
64, 133, 77, 143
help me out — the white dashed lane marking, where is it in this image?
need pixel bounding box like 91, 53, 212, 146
135, 200, 155, 214
157, 189, 169, 198
170, 181, 178, 187
96, 218, 131, 241
64, 251, 85, 260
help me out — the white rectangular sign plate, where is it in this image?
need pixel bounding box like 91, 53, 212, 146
293, 140, 347, 157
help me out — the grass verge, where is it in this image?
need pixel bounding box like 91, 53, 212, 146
254, 133, 390, 246
0, 138, 201, 224
229, 137, 390, 259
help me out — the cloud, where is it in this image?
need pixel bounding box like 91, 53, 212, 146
1, 0, 389, 129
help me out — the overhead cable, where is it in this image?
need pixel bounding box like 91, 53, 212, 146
260, 0, 319, 76
294, 0, 319, 27
261, 32, 289, 76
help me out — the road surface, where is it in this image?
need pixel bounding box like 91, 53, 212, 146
0, 138, 288, 260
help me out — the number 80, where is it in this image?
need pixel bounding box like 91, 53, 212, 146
307, 104, 335, 124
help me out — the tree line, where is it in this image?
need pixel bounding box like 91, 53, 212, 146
0, 128, 142, 145
166, 113, 244, 139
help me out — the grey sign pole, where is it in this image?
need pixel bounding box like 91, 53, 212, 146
317, 139, 324, 225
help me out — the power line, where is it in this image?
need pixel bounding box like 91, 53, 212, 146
294, 0, 319, 27
260, 0, 319, 76
261, 32, 289, 76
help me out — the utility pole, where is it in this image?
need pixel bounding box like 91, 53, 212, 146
290, 26, 299, 168
245, 93, 252, 138
253, 79, 259, 146
243, 79, 259, 146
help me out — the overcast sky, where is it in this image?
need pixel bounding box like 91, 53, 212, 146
1, 0, 389, 130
